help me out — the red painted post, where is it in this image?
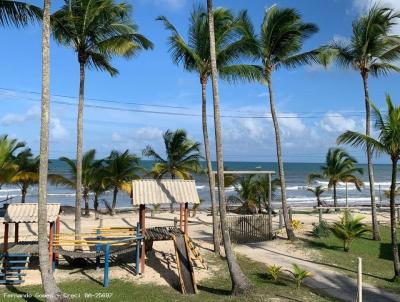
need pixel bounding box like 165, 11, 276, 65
49, 222, 54, 267
3, 223, 9, 254
184, 202, 189, 235
179, 203, 183, 231
55, 217, 60, 264
139, 204, 146, 274
14, 223, 19, 243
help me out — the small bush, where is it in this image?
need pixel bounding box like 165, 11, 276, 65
266, 264, 282, 282
289, 264, 312, 289
291, 219, 303, 232
312, 220, 330, 238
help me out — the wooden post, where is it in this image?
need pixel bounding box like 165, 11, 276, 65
135, 222, 141, 275
397, 207, 400, 223
268, 174, 273, 239
14, 223, 19, 243
278, 210, 283, 229
55, 216, 60, 267
96, 229, 101, 270
104, 244, 110, 287
289, 207, 293, 221
49, 222, 54, 269
174, 217, 178, 228
3, 223, 9, 255
357, 257, 362, 302
184, 202, 189, 235
139, 204, 146, 274
179, 203, 184, 231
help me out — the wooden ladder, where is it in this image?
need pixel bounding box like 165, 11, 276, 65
0, 253, 30, 285
185, 236, 207, 270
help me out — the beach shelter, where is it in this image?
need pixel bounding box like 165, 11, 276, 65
131, 179, 200, 273
3, 203, 61, 265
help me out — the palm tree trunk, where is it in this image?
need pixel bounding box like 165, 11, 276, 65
75, 61, 85, 240
83, 191, 89, 216
94, 193, 99, 219
266, 74, 295, 240
333, 183, 338, 211
390, 157, 400, 278
111, 186, 118, 215
38, 0, 65, 299
362, 72, 380, 241
170, 173, 175, 213
207, 0, 252, 295
201, 78, 220, 255
21, 183, 27, 203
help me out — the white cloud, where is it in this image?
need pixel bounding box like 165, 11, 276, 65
131, 127, 163, 141
318, 112, 359, 133
50, 118, 68, 140
111, 132, 122, 142
280, 114, 306, 136
1, 107, 40, 126
140, 0, 186, 10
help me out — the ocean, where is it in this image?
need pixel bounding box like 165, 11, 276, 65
0, 161, 397, 209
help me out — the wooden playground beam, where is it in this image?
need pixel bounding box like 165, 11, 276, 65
139, 204, 146, 274
184, 203, 188, 235
180, 204, 184, 231
3, 223, 8, 255
14, 223, 19, 243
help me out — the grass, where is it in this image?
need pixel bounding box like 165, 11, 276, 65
0, 255, 335, 301
306, 225, 400, 293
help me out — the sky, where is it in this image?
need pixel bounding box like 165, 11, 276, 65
1, 0, 400, 163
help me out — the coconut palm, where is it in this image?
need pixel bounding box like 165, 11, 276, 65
0, 0, 41, 27
0, 135, 25, 188
306, 185, 328, 208
309, 148, 363, 211
50, 150, 100, 216
207, 0, 251, 295
102, 150, 141, 215
247, 5, 320, 240
143, 129, 202, 212
321, 5, 400, 241
337, 95, 400, 279
38, 0, 64, 299
51, 0, 153, 236
11, 148, 39, 203
331, 210, 369, 252
253, 175, 280, 213
227, 175, 257, 213
158, 5, 257, 256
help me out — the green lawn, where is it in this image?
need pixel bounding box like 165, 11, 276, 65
0, 256, 335, 302
306, 225, 400, 293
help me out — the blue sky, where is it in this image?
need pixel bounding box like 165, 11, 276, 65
1, 0, 399, 163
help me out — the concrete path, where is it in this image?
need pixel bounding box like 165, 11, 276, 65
235, 242, 400, 302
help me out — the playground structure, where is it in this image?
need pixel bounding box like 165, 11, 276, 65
1, 203, 61, 285
132, 179, 202, 294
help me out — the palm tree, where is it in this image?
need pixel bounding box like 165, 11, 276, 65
253, 175, 279, 213
103, 150, 141, 215
51, 150, 100, 217
0, 135, 25, 188
88, 164, 109, 219
337, 95, 400, 279
158, 5, 257, 256
52, 0, 153, 236
227, 175, 257, 213
309, 148, 363, 211
0, 0, 41, 27
207, 0, 251, 295
247, 5, 320, 240
12, 148, 39, 203
143, 129, 201, 212
321, 4, 400, 241
306, 185, 327, 208
38, 0, 65, 299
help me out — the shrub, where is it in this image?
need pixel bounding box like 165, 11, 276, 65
312, 220, 330, 238
291, 219, 303, 232
289, 263, 312, 289
266, 264, 282, 282
330, 210, 369, 252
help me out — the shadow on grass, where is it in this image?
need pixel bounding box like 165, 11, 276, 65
196, 284, 231, 296
5, 285, 41, 302
255, 273, 287, 286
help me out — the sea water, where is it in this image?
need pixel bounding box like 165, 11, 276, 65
0, 160, 396, 209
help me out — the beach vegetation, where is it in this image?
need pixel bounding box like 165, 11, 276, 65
330, 210, 369, 252
312, 220, 330, 238
306, 185, 328, 208
289, 263, 312, 289
338, 95, 400, 280
266, 264, 283, 282
321, 4, 400, 241
0, 0, 41, 27
291, 219, 303, 232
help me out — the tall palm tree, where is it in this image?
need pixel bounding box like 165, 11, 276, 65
247, 5, 320, 240
0, 135, 25, 188
337, 95, 400, 279
309, 148, 363, 210
12, 148, 39, 203
103, 150, 141, 215
0, 0, 41, 27
253, 175, 279, 213
157, 5, 257, 256
51, 0, 153, 237
38, 0, 64, 299
321, 4, 400, 240
143, 129, 202, 212
207, 0, 251, 295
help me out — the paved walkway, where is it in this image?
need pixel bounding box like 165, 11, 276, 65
236, 242, 400, 302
